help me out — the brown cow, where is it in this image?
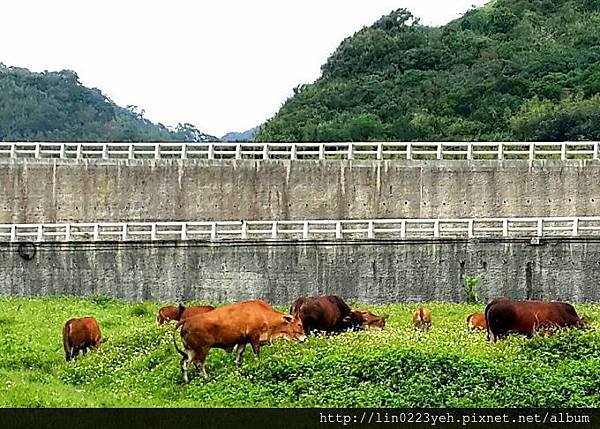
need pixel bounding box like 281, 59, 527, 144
63, 317, 103, 362
290, 296, 364, 334
173, 300, 306, 383
157, 304, 215, 325
412, 306, 432, 330
466, 312, 487, 331
357, 310, 386, 331
485, 299, 586, 342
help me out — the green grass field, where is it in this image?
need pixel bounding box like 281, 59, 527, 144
0, 297, 598, 408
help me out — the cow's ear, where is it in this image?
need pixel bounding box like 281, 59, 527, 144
283, 315, 293, 323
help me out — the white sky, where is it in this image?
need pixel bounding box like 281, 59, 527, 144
1, 1, 489, 137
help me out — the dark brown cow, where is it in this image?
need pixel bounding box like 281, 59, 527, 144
63, 317, 103, 362
157, 304, 215, 325
466, 312, 487, 331
485, 299, 586, 342
290, 296, 364, 334
173, 300, 306, 383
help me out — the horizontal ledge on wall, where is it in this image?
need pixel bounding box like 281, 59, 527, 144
1, 141, 599, 162
1, 217, 600, 244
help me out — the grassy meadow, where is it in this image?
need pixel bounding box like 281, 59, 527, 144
0, 297, 598, 408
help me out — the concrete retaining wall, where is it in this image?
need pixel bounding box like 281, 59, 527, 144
2, 238, 599, 304
1, 158, 599, 223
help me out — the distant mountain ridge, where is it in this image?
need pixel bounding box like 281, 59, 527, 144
0, 63, 218, 142
220, 126, 260, 142
256, 0, 600, 142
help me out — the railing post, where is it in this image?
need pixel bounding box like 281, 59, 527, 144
468, 219, 474, 238
151, 223, 157, 240
154, 144, 161, 160
128, 144, 134, 160
291, 144, 297, 161
35, 143, 41, 159
102, 144, 108, 159
467, 143, 473, 160
10, 225, 16, 242
262, 144, 269, 160
335, 221, 342, 239
377, 143, 383, 160
93, 224, 99, 241
37, 225, 43, 242
498, 142, 504, 160
211, 222, 217, 240
319, 144, 325, 160
572, 217, 579, 237
348, 143, 354, 160
241, 221, 248, 239
181, 223, 187, 240
530, 142, 536, 161
502, 219, 509, 237
10, 143, 16, 159
59, 144, 66, 159
537, 218, 543, 237
561, 142, 567, 160
433, 220, 440, 238
271, 222, 277, 239
367, 221, 374, 239
594, 142, 599, 160
76, 144, 82, 159
400, 220, 406, 239
303, 221, 309, 239
437, 143, 443, 160
122, 224, 128, 240
65, 224, 71, 241
181, 144, 187, 160
208, 143, 215, 160
235, 144, 241, 160
406, 143, 412, 160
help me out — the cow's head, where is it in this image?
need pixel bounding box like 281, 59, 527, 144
274, 314, 307, 343
341, 311, 365, 332
359, 310, 386, 331
577, 316, 588, 328
156, 306, 179, 326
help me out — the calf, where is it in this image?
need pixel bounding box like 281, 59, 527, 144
290, 295, 364, 334
63, 317, 103, 362
412, 306, 432, 330
485, 299, 586, 342
466, 312, 487, 331
173, 300, 306, 383
357, 310, 386, 331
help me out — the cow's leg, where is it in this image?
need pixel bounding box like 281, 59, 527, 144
250, 338, 261, 358
180, 349, 195, 384
194, 346, 210, 379
235, 343, 246, 365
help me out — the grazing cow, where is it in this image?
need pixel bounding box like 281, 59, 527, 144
290, 295, 364, 334
357, 310, 386, 331
412, 306, 432, 330
466, 312, 487, 331
485, 299, 586, 342
63, 317, 103, 362
173, 300, 306, 383
157, 304, 215, 325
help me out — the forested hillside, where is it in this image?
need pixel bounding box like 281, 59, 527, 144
0, 64, 217, 142
256, 0, 600, 142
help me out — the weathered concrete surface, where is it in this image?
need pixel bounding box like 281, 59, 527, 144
1, 239, 599, 303
1, 158, 599, 223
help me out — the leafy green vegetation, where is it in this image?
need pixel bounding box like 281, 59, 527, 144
0, 64, 217, 142
1, 297, 598, 407
256, 0, 600, 142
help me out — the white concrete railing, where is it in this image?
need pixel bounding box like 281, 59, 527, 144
0, 142, 599, 161
1, 217, 600, 243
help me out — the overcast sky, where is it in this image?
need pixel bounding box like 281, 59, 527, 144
1, 1, 489, 137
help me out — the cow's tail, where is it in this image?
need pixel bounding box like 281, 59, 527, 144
177, 303, 186, 320
63, 320, 72, 360
172, 321, 187, 358
419, 305, 424, 321
484, 302, 494, 342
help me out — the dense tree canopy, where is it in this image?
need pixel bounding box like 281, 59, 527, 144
256, 0, 600, 142
0, 65, 217, 142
